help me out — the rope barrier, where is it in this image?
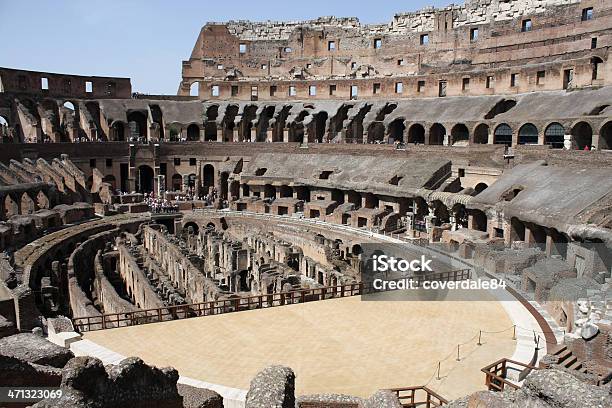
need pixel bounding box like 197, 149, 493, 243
418, 322, 547, 392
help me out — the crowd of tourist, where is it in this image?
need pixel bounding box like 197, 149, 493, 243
143, 193, 179, 213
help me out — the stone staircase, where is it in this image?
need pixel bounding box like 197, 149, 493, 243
548, 345, 587, 374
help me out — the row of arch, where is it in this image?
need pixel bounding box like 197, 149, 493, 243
382, 120, 609, 149
2, 190, 51, 219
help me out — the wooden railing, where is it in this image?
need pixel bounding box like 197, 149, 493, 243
388, 386, 447, 407
481, 358, 538, 392
73, 268, 471, 332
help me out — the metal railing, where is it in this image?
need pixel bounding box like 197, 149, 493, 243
388, 386, 448, 407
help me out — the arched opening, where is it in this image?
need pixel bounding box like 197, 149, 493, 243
367, 122, 384, 143
102, 175, 116, 190
364, 193, 378, 209
112, 121, 125, 141
137, 165, 154, 193
205, 105, 219, 141
202, 164, 215, 189
189, 82, 199, 97
544, 123, 565, 149
4, 195, 18, 218
347, 190, 360, 208
63, 101, 75, 111
171, 174, 182, 191
127, 111, 147, 141
388, 119, 405, 143
86, 176, 94, 191
312, 112, 328, 143
518, 123, 538, 145
149, 105, 164, 140
264, 184, 275, 199
599, 121, 612, 150
474, 183, 488, 195
229, 180, 240, 200
21, 193, 36, 215
571, 121, 592, 150
450, 124, 469, 146
493, 124, 512, 146
187, 124, 200, 141
407, 124, 425, 144
187, 174, 197, 190
184, 222, 199, 235
432, 201, 450, 225
470, 209, 487, 232
429, 123, 445, 145
279, 185, 292, 198
473, 124, 489, 144
0, 116, 7, 126
510, 218, 526, 242
591, 57, 603, 81
36, 191, 50, 209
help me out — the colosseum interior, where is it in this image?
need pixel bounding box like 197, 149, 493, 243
0, 0, 611, 407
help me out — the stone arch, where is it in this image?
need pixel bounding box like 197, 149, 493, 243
518, 123, 538, 145
450, 124, 469, 146
111, 121, 126, 141
599, 121, 612, 150
4, 195, 19, 218
571, 121, 593, 150
387, 118, 406, 144
544, 122, 565, 149
187, 123, 200, 141
229, 180, 240, 200
127, 111, 148, 141
311, 111, 328, 143
470, 209, 487, 232
205, 105, 219, 141
407, 123, 425, 144
137, 165, 155, 193
202, 164, 215, 189
183, 221, 199, 235
591, 56, 603, 81
279, 185, 292, 198
21, 192, 36, 215
367, 122, 385, 143
189, 82, 199, 97
474, 182, 488, 195
473, 123, 489, 144
493, 123, 512, 146
36, 191, 50, 209
86, 175, 94, 191
429, 123, 445, 145
171, 174, 182, 192
102, 175, 117, 190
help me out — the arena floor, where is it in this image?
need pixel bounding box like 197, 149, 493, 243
84, 293, 516, 400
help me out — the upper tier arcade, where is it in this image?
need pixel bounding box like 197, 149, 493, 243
179, 0, 611, 100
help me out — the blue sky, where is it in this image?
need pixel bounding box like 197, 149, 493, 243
0, 0, 453, 94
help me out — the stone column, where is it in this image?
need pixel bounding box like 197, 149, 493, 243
182, 174, 189, 193
216, 127, 223, 142
250, 127, 257, 142
266, 128, 273, 142
232, 128, 240, 142
283, 128, 289, 142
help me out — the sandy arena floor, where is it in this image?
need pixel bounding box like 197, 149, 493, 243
84, 293, 516, 400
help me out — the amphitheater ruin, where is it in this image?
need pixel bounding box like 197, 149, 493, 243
0, 0, 611, 407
